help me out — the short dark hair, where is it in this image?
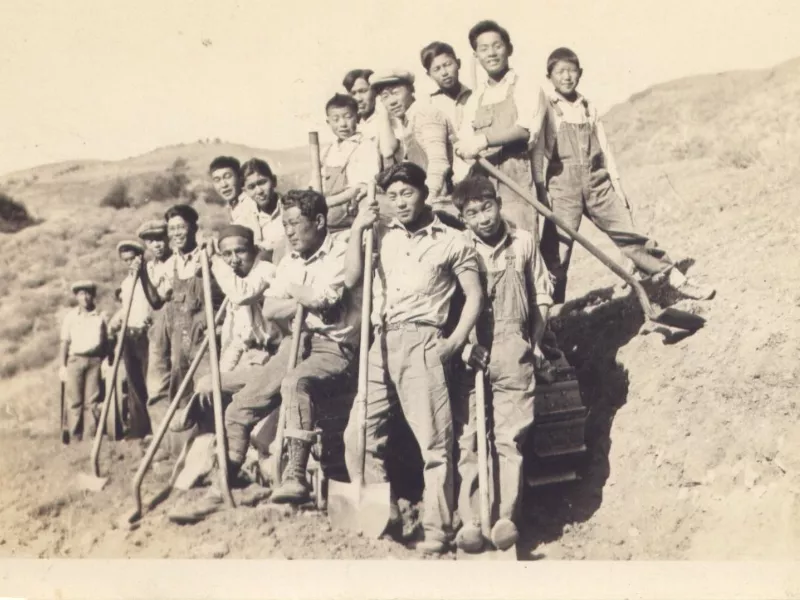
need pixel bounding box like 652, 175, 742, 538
468, 20, 513, 55
281, 189, 328, 223
164, 203, 199, 226
342, 69, 374, 92
325, 93, 359, 115
240, 158, 276, 182
547, 47, 581, 75
208, 156, 240, 175
376, 162, 428, 198
451, 175, 498, 212
420, 41, 458, 71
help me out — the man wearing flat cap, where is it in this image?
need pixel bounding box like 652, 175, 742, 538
135, 204, 224, 458
112, 240, 152, 438
59, 280, 112, 441
370, 69, 455, 212
137, 219, 173, 409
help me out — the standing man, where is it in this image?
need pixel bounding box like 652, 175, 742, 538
370, 70, 454, 215
136, 219, 173, 411
342, 163, 483, 554
113, 240, 153, 438
455, 20, 547, 233
343, 69, 398, 170
59, 281, 112, 441
421, 41, 473, 184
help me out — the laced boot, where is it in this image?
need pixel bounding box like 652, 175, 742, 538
270, 439, 312, 505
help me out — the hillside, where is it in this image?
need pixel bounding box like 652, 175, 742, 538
0, 60, 799, 560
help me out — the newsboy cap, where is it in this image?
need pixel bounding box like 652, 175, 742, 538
136, 219, 167, 240
116, 240, 145, 255
71, 280, 97, 294
370, 69, 415, 90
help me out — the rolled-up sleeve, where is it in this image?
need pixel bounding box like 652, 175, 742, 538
448, 237, 480, 277
514, 77, 548, 149
525, 236, 553, 306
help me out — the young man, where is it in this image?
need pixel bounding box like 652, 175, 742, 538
454, 20, 547, 234
239, 158, 286, 263
343, 162, 483, 555
370, 70, 454, 206
135, 204, 223, 454
136, 219, 173, 409
450, 176, 553, 552
319, 93, 381, 233
209, 156, 259, 230
343, 69, 398, 169
112, 240, 153, 438
59, 281, 111, 441
535, 47, 716, 303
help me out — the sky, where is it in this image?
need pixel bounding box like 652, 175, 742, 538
1, 0, 799, 175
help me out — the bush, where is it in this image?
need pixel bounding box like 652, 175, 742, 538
100, 179, 132, 209
142, 157, 191, 202
185, 180, 225, 205
0, 192, 35, 233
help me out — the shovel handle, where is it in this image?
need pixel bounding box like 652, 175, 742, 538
474, 368, 492, 540
130, 300, 228, 521
357, 183, 376, 486
272, 303, 306, 485
475, 157, 657, 319
90, 275, 138, 478
309, 132, 323, 195
200, 250, 235, 508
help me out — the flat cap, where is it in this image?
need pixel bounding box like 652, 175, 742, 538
370, 69, 415, 90
218, 224, 255, 246
116, 240, 145, 255
71, 280, 97, 294
137, 219, 167, 240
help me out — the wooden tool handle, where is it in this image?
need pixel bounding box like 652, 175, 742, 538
474, 368, 492, 539
309, 132, 323, 194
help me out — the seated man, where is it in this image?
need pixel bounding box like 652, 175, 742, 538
169, 190, 359, 522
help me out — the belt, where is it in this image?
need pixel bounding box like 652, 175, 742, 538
376, 322, 442, 334
126, 325, 149, 335
72, 351, 105, 359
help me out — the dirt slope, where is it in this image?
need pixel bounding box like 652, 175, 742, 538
0, 60, 799, 559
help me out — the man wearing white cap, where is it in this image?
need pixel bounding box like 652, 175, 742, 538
114, 240, 153, 438
370, 69, 454, 211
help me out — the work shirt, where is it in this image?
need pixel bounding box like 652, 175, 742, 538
119, 274, 151, 329
465, 222, 553, 309
429, 84, 473, 185
532, 87, 621, 184
212, 256, 277, 371
372, 212, 478, 328
146, 256, 173, 298
161, 246, 202, 295
60, 307, 109, 356
318, 133, 381, 192
392, 100, 452, 197
266, 232, 361, 347
357, 110, 379, 142
232, 194, 285, 254
458, 68, 547, 153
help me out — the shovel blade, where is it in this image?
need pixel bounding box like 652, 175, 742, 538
650, 307, 706, 332
76, 472, 108, 492
327, 480, 392, 538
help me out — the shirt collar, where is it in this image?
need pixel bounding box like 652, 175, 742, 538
431, 83, 471, 104
77, 306, 100, 316
335, 132, 363, 146
484, 67, 517, 89
388, 209, 447, 236
176, 245, 200, 265
289, 232, 333, 263
547, 85, 589, 108
467, 220, 515, 251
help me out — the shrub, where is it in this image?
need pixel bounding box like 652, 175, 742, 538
100, 179, 132, 209
142, 157, 191, 202
0, 192, 35, 233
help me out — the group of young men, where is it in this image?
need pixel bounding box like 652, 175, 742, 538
59, 19, 715, 555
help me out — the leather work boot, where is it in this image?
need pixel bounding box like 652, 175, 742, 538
270, 439, 312, 505
490, 518, 519, 551
669, 269, 716, 301
455, 524, 484, 553
167, 488, 224, 525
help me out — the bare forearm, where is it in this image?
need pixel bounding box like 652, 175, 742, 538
485, 125, 530, 148
448, 290, 483, 349
262, 298, 298, 321
139, 268, 164, 310
59, 342, 69, 367
531, 303, 550, 349
344, 227, 366, 289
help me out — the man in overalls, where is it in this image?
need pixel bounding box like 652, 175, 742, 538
454, 20, 548, 234
137, 219, 173, 410
450, 175, 553, 553
319, 93, 381, 235
136, 204, 224, 455
535, 47, 716, 303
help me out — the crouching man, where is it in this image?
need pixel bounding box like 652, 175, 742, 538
342, 162, 483, 555
451, 176, 553, 552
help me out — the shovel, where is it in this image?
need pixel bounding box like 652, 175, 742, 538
59, 382, 69, 445
271, 303, 306, 486
78, 275, 138, 492
200, 249, 235, 509
328, 209, 391, 538
476, 157, 705, 333
124, 300, 229, 526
